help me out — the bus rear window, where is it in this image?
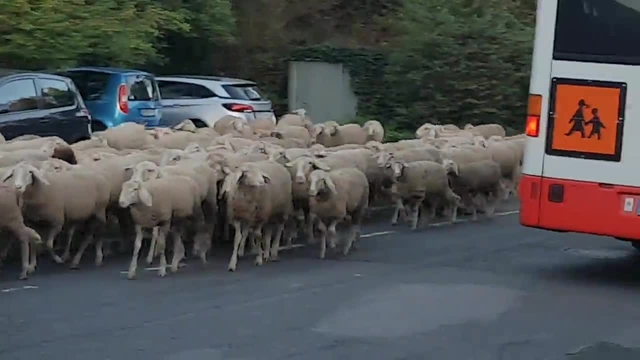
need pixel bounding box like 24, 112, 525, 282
553, 0, 640, 65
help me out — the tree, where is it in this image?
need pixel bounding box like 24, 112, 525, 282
0, 0, 189, 70
385, 0, 534, 132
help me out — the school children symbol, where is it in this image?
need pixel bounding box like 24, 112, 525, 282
564, 99, 606, 140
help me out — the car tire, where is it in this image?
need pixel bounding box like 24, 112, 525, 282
91, 120, 107, 133
191, 119, 208, 128
632, 242, 640, 251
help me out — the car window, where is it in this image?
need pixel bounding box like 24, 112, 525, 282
158, 81, 216, 99
222, 84, 263, 101
127, 75, 159, 101
39, 78, 76, 109
554, 0, 640, 65
63, 70, 110, 101
0, 79, 39, 114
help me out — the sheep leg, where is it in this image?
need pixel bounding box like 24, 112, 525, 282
254, 226, 265, 266
409, 202, 421, 230
127, 225, 144, 280
157, 225, 170, 277
45, 226, 63, 264
317, 220, 328, 259
238, 231, 250, 257
261, 226, 274, 265
343, 223, 357, 256
146, 227, 159, 265
70, 230, 95, 269
328, 220, 338, 250
270, 222, 285, 262
60, 225, 76, 263
485, 193, 498, 218
228, 221, 246, 272
390, 198, 403, 225
170, 230, 185, 273
306, 213, 317, 244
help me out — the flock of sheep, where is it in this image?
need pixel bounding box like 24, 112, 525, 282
0, 111, 524, 280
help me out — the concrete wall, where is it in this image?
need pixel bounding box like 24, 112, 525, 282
288, 61, 358, 123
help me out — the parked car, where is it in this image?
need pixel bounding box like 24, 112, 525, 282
0, 69, 92, 143
156, 75, 276, 128
58, 67, 162, 131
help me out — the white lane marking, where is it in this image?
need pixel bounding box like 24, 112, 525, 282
361, 231, 395, 238
2, 285, 39, 293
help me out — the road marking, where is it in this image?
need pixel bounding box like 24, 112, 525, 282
361, 231, 395, 238
1, 285, 39, 293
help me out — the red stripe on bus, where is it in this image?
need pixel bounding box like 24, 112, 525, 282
519, 174, 640, 240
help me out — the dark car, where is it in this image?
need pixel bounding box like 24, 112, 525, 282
0, 70, 92, 143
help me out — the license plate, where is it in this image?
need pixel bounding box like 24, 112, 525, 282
140, 109, 156, 117
256, 112, 273, 119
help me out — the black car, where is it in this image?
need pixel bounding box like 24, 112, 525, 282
0, 70, 92, 143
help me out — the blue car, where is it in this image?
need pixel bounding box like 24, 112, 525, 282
58, 67, 162, 131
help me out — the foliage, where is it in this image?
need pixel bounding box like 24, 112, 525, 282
0, 0, 189, 70
385, 0, 534, 131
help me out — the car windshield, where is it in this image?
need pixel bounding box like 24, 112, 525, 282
63, 70, 110, 101
222, 83, 263, 101
127, 74, 159, 101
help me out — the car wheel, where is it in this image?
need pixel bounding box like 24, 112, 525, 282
191, 119, 208, 128
632, 242, 640, 251
91, 120, 107, 133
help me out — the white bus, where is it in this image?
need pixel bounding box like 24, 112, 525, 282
520, 0, 640, 245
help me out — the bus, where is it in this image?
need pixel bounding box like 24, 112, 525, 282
519, 0, 640, 246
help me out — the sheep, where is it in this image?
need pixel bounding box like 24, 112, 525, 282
0, 132, 4, 143
0, 183, 41, 279
277, 113, 313, 130
362, 120, 385, 142
314, 121, 340, 147
2, 162, 110, 269
0, 136, 67, 152
261, 137, 307, 149
463, 123, 506, 139
9, 134, 41, 142
118, 175, 203, 279
389, 160, 461, 229
221, 160, 293, 271
483, 140, 522, 196
415, 123, 460, 138
213, 116, 253, 138
308, 168, 369, 258
271, 126, 313, 147
127, 161, 218, 264
321, 123, 368, 147
251, 117, 276, 135
173, 119, 198, 132
268, 147, 312, 164
316, 148, 373, 173
443, 159, 505, 220
98, 123, 153, 150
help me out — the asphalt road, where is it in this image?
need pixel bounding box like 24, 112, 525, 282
2, 202, 640, 360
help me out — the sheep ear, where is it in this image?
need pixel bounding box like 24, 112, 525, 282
138, 186, 153, 207
325, 178, 338, 194
1, 167, 14, 182
30, 167, 50, 186
312, 160, 330, 171
284, 161, 294, 168
222, 166, 232, 175
262, 174, 271, 184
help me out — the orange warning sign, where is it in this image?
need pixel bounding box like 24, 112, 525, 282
550, 83, 622, 156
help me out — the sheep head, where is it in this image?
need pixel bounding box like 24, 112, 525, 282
174, 119, 197, 133
375, 151, 393, 167
309, 169, 337, 196
184, 142, 204, 154
464, 123, 475, 130
324, 121, 339, 136
473, 136, 487, 147
2, 162, 50, 193
285, 156, 330, 185
442, 159, 459, 176
391, 161, 407, 180
415, 123, 434, 138
129, 161, 160, 183
119, 179, 153, 208
365, 141, 384, 153
159, 150, 185, 166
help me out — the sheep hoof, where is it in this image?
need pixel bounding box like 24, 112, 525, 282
26, 265, 36, 274
60, 254, 70, 263
52, 255, 64, 264
228, 267, 236, 272
69, 263, 80, 270
270, 255, 280, 262
18, 273, 28, 280
158, 269, 166, 277
127, 272, 136, 280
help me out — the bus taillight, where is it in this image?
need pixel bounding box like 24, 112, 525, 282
526, 94, 542, 137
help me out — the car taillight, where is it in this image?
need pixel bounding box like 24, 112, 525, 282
118, 84, 129, 114
223, 103, 254, 113
526, 94, 542, 137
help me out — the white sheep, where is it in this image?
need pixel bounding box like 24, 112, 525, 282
0, 183, 41, 279
362, 120, 385, 142
308, 168, 369, 258
118, 175, 203, 279
2, 162, 110, 269
463, 123, 506, 139
389, 160, 461, 229
220, 160, 293, 271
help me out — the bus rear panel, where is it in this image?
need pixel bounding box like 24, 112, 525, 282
520, 0, 640, 240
